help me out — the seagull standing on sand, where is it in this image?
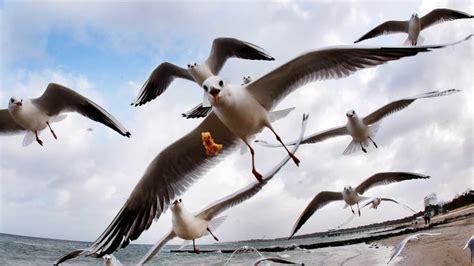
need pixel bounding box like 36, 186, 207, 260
289, 172, 430, 239
132, 37, 274, 117
136, 114, 309, 265
387, 232, 441, 264
0, 83, 130, 146
201, 37, 470, 180
464, 235, 474, 264
362, 197, 416, 212
55, 36, 471, 265
354, 8, 472, 45
256, 89, 460, 154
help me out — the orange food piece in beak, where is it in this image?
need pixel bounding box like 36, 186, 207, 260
201, 132, 223, 156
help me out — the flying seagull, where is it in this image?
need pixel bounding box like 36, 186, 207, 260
289, 172, 430, 239
132, 37, 274, 107
362, 197, 416, 212
387, 232, 441, 264
54, 36, 470, 264
135, 114, 308, 264
0, 83, 130, 146
354, 8, 473, 45
103, 254, 122, 266
256, 89, 460, 154
182, 75, 254, 119
253, 257, 305, 266
199, 35, 471, 181
464, 235, 474, 264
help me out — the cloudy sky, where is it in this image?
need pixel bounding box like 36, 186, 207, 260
0, 0, 472, 245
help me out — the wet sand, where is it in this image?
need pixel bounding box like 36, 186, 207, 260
380, 206, 474, 265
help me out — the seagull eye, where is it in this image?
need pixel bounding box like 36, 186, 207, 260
179, 199, 182, 202
10, 99, 13, 103
219, 80, 224, 87
203, 85, 208, 91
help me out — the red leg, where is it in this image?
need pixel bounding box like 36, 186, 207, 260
46, 122, 57, 140
268, 127, 300, 166
193, 239, 200, 254
246, 143, 263, 182
35, 131, 43, 146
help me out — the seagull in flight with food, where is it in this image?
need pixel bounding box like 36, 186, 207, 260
132, 37, 274, 109
256, 89, 460, 154
362, 197, 416, 212
354, 8, 472, 45
0, 83, 130, 146
54, 36, 470, 264
138, 114, 307, 265
289, 172, 429, 239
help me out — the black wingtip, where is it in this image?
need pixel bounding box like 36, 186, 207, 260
125, 132, 131, 138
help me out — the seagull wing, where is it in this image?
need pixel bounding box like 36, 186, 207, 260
246, 38, 471, 111
355, 172, 430, 195
420, 8, 473, 30
363, 89, 460, 125
0, 109, 25, 135
205, 37, 274, 74
181, 103, 213, 119
354, 20, 408, 43
289, 191, 343, 239
137, 230, 176, 265
388, 233, 441, 264
253, 257, 303, 265
133, 62, 193, 106
32, 83, 130, 137
53, 249, 86, 266
464, 235, 474, 249
196, 114, 309, 221
361, 199, 375, 209
55, 113, 238, 263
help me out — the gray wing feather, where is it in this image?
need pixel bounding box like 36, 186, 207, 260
289, 191, 343, 239
53, 249, 86, 266
356, 172, 430, 195
246, 38, 471, 111
420, 8, 473, 30
32, 83, 130, 137
137, 231, 176, 265
354, 20, 408, 43
181, 103, 213, 119
205, 38, 274, 74
0, 109, 25, 135
133, 62, 193, 106
196, 114, 309, 221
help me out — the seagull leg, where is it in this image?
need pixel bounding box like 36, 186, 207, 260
357, 202, 361, 216
368, 137, 377, 148
207, 227, 219, 241
35, 131, 43, 146
360, 142, 367, 153
350, 205, 355, 214
46, 122, 57, 140
268, 127, 300, 166
245, 142, 263, 182
193, 239, 200, 254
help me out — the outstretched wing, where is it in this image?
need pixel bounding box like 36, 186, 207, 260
381, 198, 416, 212
137, 230, 176, 265
354, 20, 408, 43
181, 103, 213, 119
32, 83, 130, 137
205, 37, 274, 74
363, 89, 460, 125
0, 109, 25, 135
246, 37, 471, 111
133, 62, 193, 106
356, 172, 430, 195
196, 114, 309, 221
420, 8, 473, 30
289, 191, 343, 239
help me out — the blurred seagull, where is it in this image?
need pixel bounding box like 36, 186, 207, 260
354, 8, 473, 45
289, 172, 430, 239
55, 36, 470, 264
137, 114, 309, 265
387, 232, 441, 264
103, 254, 122, 266
0, 83, 130, 146
362, 197, 416, 212
132, 37, 274, 107
464, 235, 474, 264
256, 89, 460, 154
253, 257, 305, 265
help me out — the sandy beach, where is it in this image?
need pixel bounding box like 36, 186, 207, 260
380, 206, 474, 265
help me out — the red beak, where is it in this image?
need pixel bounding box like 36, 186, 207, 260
210, 88, 220, 103
15, 102, 22, 107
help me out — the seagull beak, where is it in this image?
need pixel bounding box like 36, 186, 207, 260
210, 88, 220, 103
15, 102, 22, 107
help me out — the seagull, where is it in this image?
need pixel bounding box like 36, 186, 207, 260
362, 197, 416, 212
387, 232, 441, 264
0, 83, 130, 146
354, 8, 473, 45
253, 257, 305, 265
54, 36, 470, 265
289, 172, 430, 239
103, 254, 122, 266
132, 37, 274, 107
256, 89, 460, 154
136, 114, 309, 265
464, 235, 474, 264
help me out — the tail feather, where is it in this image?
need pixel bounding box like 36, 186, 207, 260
22, 131, 36, 147
269, 107, 295, 123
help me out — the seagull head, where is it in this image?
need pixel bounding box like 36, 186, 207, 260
242, 75, 252, 85
202, 76, 228, 106
346, 110, 356, 118
103, 255, 112, 262
171, 198, 183, 211
8, 97, 23, 108
343, 185, 354, 194
187, 62, 198, 69
411, 13, 419, 19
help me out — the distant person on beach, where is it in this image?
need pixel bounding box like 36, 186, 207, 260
424, 211, 431, 225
